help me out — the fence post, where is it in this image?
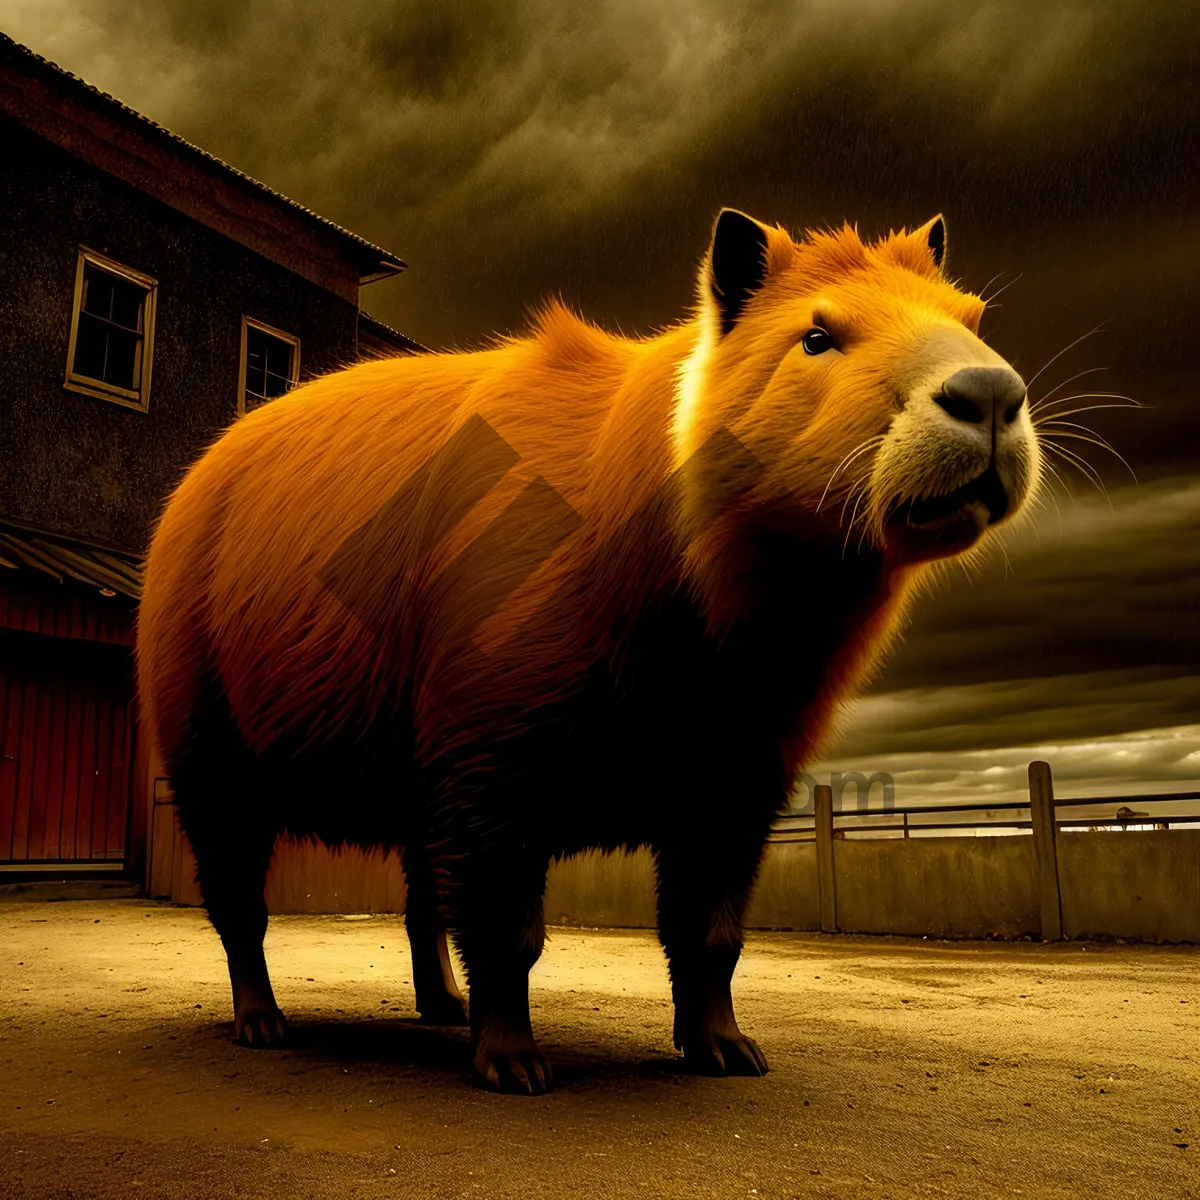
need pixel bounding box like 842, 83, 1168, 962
815, 783, 838, 933
1028, 760, 1063, 941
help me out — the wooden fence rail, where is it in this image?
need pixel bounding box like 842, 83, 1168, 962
783, 762, 1199, 941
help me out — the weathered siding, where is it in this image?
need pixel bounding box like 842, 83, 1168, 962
0, 118, 360, 553
0, 629, 135, 864
0, 569, 134, 645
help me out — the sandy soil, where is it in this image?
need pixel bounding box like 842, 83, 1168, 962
0, 900, 1196, 1200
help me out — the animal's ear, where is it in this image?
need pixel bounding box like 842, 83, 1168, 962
706, 208, 773, 335
918, 213, 947, 271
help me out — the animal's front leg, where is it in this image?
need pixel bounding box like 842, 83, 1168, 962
446, 844, 553, 1095
655, 841, 769, 1076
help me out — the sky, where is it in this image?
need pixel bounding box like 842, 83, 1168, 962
4, 0, 1197, 808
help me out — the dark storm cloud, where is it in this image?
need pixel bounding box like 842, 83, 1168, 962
810, 718, 1200, 809
807, 475, 1200, 800
882, 475, 1200, 696
7, 2, 1199, 349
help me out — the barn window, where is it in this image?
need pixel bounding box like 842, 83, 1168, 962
64, 249, 157, 411
239, 317, 300, 415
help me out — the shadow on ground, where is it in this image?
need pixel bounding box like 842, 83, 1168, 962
1, 900, 1196, 1199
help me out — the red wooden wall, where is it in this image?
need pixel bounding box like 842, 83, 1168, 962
0, 573, 135, 865
0, 569, 133, 646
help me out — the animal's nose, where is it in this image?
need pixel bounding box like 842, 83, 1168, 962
935, 366, 1027, 426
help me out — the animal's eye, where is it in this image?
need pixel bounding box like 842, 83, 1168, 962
801, 327, 834, 356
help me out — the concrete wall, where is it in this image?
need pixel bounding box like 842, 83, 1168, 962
833, 835, 1040, 939
265, 838, 408, 915
541, 842, 820, 931
155, 824, 1199, 946
538, 832, 1197, 944
744, 842, 820, 931
151, 825, 408, 916
1058, 829, 1200, 944
543, 849, 657, 928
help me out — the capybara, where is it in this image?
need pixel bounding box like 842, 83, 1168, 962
136, 208, 1040, 1093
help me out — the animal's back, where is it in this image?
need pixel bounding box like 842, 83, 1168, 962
138, 311, 637, 771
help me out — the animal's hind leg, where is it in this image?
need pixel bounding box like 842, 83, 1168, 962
174, 774, 286, 1048
401, 842, 468, 1025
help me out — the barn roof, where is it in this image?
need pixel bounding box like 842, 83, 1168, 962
0, 521, 143, 601
0, 33, 407, 296
358, 311, 430, 357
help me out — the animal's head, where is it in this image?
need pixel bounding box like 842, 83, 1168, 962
673, 208, 1041, 568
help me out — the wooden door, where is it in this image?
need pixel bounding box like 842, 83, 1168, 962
0, 629, 134, 865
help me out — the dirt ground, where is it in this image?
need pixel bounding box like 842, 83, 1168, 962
0, 900, 1196, 1200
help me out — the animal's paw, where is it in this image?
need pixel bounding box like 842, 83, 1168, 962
473, 1040, 554, 1095
678, 1030, 769, 1077
234, 1004, 289, 1049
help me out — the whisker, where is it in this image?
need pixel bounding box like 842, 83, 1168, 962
841, 487, 870, 560
984, 272, 1023, 305
861, 490, 913, 557
1030, 366, 1109, 408
1024, 502, 1044, 542
849, 469, 888, 558
1030, 459, 1068, 540
1039, 457, 1076, 512
1032, 396, 1132, 410
1043, 443, 1112, 507
961, 545, 988, 580
838, 462, 876, 525
1033, 402, 1143, 422
856, 502, 881, 557
1037, 422, 1123, 455
1001, 540, 1014, 579
978, 269, 1008, 301
1043, 440, 1106, 488
1032, 390, 1141, 412
1025, 322, 1108, 391
1038, 477, 1065, 539
1038, 427, 1138, 481
816, 437, 882, 513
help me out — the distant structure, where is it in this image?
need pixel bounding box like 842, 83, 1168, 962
1088, 806, 1169, 833
0, 34, 422, 884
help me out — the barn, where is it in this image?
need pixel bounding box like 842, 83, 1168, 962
0, 34, 419, 903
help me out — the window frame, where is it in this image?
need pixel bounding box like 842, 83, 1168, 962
63, 247, 157, 412
238, 316, 301, 417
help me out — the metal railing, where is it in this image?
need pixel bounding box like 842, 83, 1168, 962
770, 789, 1200, 841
